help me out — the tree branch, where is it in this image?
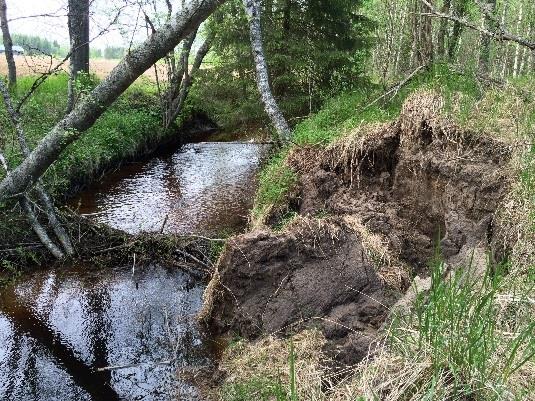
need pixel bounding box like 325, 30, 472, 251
419, 0, 535, 51
0, 78, 74, 256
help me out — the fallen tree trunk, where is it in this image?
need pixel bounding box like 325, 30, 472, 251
0, 151, 65, 259
0, 0, 226, 202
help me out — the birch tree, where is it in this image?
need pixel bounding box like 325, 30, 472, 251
478, 0, 497, 75
0, 0, 16, 88
243, 0, 291, 142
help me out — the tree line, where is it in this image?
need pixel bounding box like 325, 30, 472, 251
369, 0, 535, 85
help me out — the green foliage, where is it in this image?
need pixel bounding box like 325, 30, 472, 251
0, 259, 22, 286
0, 74, 165, 199
221, 340, 301, 401
252, 65, 482, 222
192, 0, 374, 132
389, 252, 534, 400
293, 64, 482, 146
252, 150, 297, 222
222, 377, 289, 401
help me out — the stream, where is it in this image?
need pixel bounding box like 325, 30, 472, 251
0, 141, 270, 400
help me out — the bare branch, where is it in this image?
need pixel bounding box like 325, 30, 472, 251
0, 78, 74, 256
0, 0, 226, 201
419, 0, 535, 51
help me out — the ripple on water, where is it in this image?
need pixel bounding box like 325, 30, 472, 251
72, 142, 270, 235
0, 264, 207, 401
0, 141, 269, 400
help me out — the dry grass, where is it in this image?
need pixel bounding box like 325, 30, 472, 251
220, 329, 327, 401
214, 89, 535, 401
342, 215, 410, 291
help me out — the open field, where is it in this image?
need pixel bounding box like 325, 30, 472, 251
0, 54, 164, 80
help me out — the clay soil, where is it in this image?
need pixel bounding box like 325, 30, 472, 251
204, 93, 512, 365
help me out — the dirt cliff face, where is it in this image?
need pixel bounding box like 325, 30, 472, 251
205, 94, 512, 365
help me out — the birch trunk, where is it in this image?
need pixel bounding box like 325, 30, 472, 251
19, 197, 65, 259
478, 0, 497, 75
165, 36, 212, 127
519, 27, 532, 74
0, 0, 226, 202
0, 152, 64, 259
513, 4, 524, 77
243, 0, 291, 142
437, 0, 451, 58
163, 29, 198, 128
0, 0, 16, 88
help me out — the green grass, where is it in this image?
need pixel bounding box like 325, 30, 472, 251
385, 252, 534, 400
251, 150, 297, 224
0, 74, 167, 199
252, 64, 483, 224
222, 339, 300, 401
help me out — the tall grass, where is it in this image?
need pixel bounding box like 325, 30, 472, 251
376, 252, 535, 400
219, 255, 534, 401
0, 73, 165, 198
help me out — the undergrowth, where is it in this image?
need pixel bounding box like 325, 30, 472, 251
251, 64, 483, 225
0, 73, 167, 199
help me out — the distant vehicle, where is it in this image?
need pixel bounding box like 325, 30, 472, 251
0, 45, 25, 55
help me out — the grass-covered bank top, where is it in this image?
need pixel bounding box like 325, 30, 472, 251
252, 65, 535, 225
0, 74, 170, 200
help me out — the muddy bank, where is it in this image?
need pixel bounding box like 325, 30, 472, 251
203, 93, 513, 365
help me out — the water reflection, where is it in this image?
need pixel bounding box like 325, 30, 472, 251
0, 264, 206, 401
1, 141, 269, 400
71, 142, 270, 235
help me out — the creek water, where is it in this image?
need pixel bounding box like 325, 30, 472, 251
0, 141, 270, 400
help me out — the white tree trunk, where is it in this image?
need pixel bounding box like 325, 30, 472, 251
243, 0, 291, 142
513, 4, 524, 77
0, 0, 16, 88
0, 0, 226, 202
165, 35, 213, 127
519, 27, 532, 74
0, 151, 64, 259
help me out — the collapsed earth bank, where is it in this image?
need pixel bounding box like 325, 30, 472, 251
203, 93, 513, 365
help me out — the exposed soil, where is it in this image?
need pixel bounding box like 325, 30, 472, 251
204, 93, 513, 365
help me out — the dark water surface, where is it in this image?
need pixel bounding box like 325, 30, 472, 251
0, 142, 269, 400
70, 142, 270, 235
0, 265, 205, 401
